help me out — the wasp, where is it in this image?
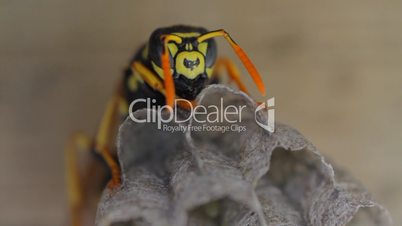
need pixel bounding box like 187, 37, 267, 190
65, 25, 266, 226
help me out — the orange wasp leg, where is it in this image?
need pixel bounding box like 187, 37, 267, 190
95, 90, 127, 189
198, 29, 266, 96
132, 61, 165, 94
65, 132, 92, 226
132, 60, 199, 109
66, 83, 127, 225
160, 34, 182, 109
212, 57, 249, 94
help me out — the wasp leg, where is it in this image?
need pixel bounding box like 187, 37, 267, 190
132, 61, 165, 94
197, 29, 266, 96
132, 61, 186, 109
176, 99, 197, 109
212, 57, 249, 94
65, 132, 92, 226
132, 61, 198, 110
95, 91, 127, 189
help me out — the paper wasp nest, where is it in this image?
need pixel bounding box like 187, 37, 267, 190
96, 85, 391, 226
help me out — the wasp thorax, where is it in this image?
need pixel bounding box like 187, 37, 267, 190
175, 51, 205, 79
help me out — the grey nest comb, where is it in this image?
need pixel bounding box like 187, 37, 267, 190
96, 85, 392, 226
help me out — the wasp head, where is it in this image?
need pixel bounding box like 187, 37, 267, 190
148, 25, 217, 100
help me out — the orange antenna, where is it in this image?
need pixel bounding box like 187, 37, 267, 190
160, 34, 182, 108
197, 29, 266, 96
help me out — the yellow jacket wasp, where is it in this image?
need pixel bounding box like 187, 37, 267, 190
65, 25, 266, 226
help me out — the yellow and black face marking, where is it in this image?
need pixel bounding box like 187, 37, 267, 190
168, 32, 209, 80
146, 26, 217, 100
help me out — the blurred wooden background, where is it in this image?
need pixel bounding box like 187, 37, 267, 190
1, 0, 401, 225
